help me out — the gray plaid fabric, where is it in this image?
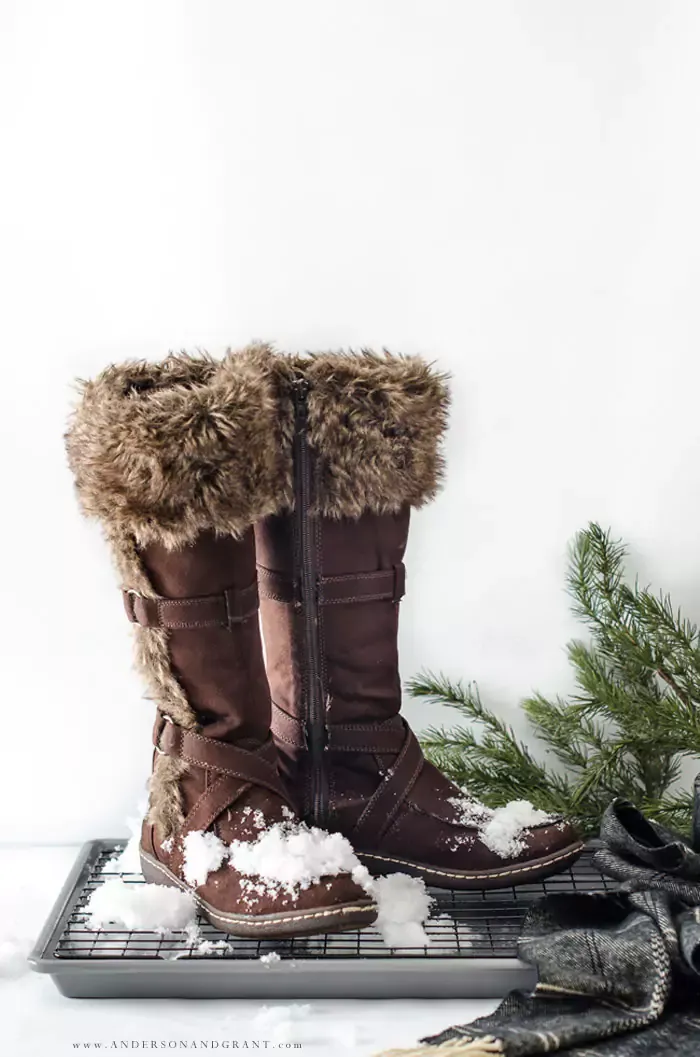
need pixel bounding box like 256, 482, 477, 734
421, 776, 700, 1055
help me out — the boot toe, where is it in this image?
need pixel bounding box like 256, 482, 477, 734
199, 865, 377, 937
518, 818, 581, 862
142, 845, 377, 939
357, 790, 584, 890
444, 816, 583, 878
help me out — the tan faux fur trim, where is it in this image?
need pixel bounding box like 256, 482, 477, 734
66, 344, 291, 549
148, 755, 189, 835
66, 345, 289, 834
271, 350, 450, 519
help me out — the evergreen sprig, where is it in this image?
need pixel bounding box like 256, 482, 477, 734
411, 523, 700, 836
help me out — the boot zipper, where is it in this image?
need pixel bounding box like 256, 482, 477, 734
292, 377, 328, 827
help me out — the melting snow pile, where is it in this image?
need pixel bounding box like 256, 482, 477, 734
448, 796, 553, 858
86, 879, 196, 933
364, 873, 434, 949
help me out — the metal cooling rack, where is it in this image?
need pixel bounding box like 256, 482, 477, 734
30, 839, 612, 999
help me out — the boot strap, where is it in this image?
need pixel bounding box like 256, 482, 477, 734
351, 722, 425, 846
258, 563, 406, 606
179, 774, 254, 839
270, 701, 309, 749
270, 701, 407, 753
270, 703, 424, 843
122, 581, 259, 629
153, 714, 289, 804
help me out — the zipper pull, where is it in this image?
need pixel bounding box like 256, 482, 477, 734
293, 375, 310, 402
293, 377, 309, 433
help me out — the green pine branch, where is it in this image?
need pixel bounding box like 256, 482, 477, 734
411, 523, 700, 838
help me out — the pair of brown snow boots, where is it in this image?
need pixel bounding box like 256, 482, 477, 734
66, 346, 582, 937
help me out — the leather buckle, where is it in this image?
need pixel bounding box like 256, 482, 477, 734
154, 713, 174, 756
393, 562, 406, 602
122, 588, 143, 624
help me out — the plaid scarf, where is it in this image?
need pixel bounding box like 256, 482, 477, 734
379, 777, 700, 1057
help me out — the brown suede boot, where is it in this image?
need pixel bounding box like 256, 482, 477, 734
66, 347, 376, 937
255, 351, 584, 890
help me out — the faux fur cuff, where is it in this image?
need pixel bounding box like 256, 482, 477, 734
273, 350, 451, 519
66, 344, 291, 549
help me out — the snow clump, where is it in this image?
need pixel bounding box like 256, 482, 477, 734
448, 796, 553, 858
86, 879, 196, 933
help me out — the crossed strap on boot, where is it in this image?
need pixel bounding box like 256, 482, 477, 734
259, 560, 425, 847
270, 706, 423, 849
260, 560, 425, 846
153, 713, 292, 838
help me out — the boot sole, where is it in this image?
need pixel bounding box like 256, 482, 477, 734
139, 849, 378, 938
356, 840, 586, 890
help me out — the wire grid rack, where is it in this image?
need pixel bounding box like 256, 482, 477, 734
50, 841, 612, 963
30, 840, 616, 998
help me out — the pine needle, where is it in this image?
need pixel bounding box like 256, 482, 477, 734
412, 523, 700, 837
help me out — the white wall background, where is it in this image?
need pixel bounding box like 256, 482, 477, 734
2, 0, 700, 844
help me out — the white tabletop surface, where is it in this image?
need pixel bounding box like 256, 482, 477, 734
0, 846, 499, 1057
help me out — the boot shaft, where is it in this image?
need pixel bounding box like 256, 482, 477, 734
254, 352, 450, 825
66, 345, 289, 837
140, 529, 270, 746
253, 356, 582, 892
257, 509, 408, 725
